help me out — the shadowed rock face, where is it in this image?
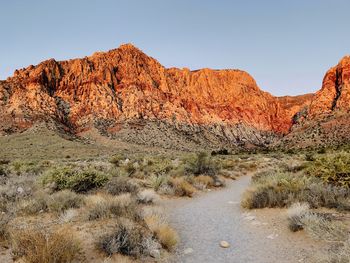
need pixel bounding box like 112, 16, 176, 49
3, 44, 348, 149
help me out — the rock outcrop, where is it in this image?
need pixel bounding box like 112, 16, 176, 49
0, 44, 304, 149
308, 56, 350, 117
275, 56, 350, 149
3, 44, 348, 150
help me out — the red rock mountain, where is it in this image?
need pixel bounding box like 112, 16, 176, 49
276, 56, 350, 149
1, 44, 348, 149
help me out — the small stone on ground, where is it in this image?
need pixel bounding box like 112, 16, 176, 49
220, 241, 230, 248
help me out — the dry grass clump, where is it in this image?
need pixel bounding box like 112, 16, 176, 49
287, 202, 310, 232
302, 213, 349, 243
313, 240, 350, 263
153, 225, 178, 250
85, 194, 140, 221
137, 189, 159, 204
104, 177, 139, 195
241, 172, 349, 209
192, 175, 215, 189
144, 213, 178, 251
0, 213, 11, 242
168, 177, 196, 197
47, 190, 83, 214
98, 219, 151, 257
11, 227, 81, 263
17, 192, 48, 215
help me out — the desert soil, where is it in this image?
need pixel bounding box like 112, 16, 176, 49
163, 175, 322, 263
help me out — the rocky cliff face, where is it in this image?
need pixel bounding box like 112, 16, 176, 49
275, 56, 350, 149
5, 44, 348, 150
308, 56, 350, 117
0, 44, 304, 149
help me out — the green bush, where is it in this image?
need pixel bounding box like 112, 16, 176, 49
184, 152, 218, 176
42, 167, 110, 193
307, 152, 350, 187
242, 172, 349, 209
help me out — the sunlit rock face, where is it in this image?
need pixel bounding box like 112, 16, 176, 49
0, 44, 320, 148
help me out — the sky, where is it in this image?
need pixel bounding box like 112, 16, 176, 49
1, 0, 350, 96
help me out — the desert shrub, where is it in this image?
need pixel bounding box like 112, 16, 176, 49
241, 172, 349, 209
302, 213, 349, 243
149, 174, 169, 192
47, 190, 83, 213
0, 213, 12, 241
42, 167, 110, 192
0, 159, 10, 165
85, 194, 140, 221
307, 152, 350, 187
313, 240, 350, 263
104, 177, 139, 195
17, 192, 48, 215
0, 165, 7, 177
154, 225, 178, 250
11, 227, 81, 263
184, 152, 218, 176
144, 213, 178, 251
211, 149, 229, 156
109, 154, 126, 167
98, 219, 149, 257
137, 189, 159, 204
168, 177, 195, 197
192, 175, 215, 189
287, 202, 310, 232
10, 160, 43, 176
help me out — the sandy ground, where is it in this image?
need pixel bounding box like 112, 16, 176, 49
163, 176, 323, 263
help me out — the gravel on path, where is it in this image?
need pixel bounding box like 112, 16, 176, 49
163, 175, 320, 263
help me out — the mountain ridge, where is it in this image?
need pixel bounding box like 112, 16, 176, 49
1, 44, 348, 149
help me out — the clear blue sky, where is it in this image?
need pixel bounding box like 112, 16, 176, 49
1, 0, 350, 96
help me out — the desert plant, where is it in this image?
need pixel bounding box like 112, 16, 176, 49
287, 202, 310, 232
85, 194, 140, 221
104, 177, 139, 195
17, 192, 48, 215
193, 175, 215, 189
302, 213, 349, 243
184, 152, 218, 176
0, 213, 12, 241
98, 219, 149, 257
153, 225, 178, 250
144, 213, 178, 251
47, 190, 83, 213
241, 172, 349, 209
109, 154, 126, 167
137, 189, 159, 204
168, 177, 196, 197
42, 167, 110, 192
307, 152, 350, 187
11, 227, 81, 263
149, 174, 168, 192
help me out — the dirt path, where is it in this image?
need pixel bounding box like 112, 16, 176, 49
163, 175, 321, 263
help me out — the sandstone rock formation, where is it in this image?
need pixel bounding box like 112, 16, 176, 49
308, 56, 350, 117
2, 43, 348, 150
0, 44, 304, 149
275, 56, 350, 149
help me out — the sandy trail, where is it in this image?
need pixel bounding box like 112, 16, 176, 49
163, 175, 321, 263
